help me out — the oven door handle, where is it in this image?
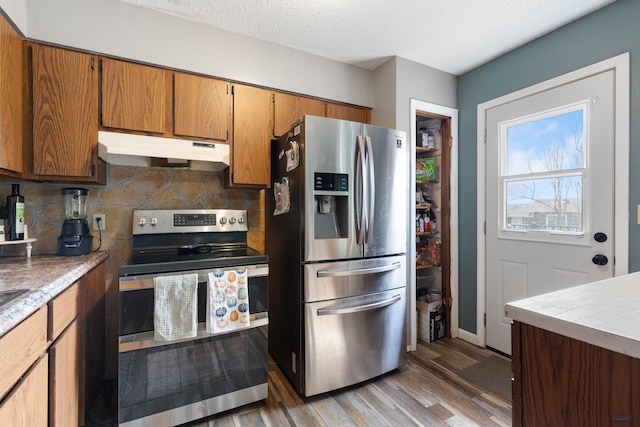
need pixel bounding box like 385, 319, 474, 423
317, 294, 401, 316
120, 265, 268, 290
316, 262, 401, 278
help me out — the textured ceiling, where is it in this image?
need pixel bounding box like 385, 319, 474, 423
121, 0, 616, 75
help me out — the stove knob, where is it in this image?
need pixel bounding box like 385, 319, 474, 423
219, 217, 227, 225
229, 217, 237, 225
238, 216, 246, 224
138, 217, 147, 227
150, 217, 158, 226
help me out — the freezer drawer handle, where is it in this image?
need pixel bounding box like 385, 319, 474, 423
317, 294, 401, 316
316, 261, 401, 278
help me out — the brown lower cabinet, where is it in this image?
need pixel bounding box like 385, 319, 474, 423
0, 261, 105, 426
0, 354, 48, 426
512, 321, 640, 426
50, 320, 82, 426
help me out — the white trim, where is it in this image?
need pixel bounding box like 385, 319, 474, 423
477, 53, 630, 348
457, 328, 480, 346
409, 99, 459, 351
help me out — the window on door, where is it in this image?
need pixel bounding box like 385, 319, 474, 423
499, 105, 587, 243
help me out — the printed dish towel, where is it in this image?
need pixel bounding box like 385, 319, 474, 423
207, 269, 250, 334
153, 273, 198, 341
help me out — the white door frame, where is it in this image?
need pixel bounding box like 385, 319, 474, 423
473, 53, 630, 347
409, 99, 459, 351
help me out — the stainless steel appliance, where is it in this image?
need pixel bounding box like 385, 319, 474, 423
117, 209, 268, 426
266, 116, 407, 397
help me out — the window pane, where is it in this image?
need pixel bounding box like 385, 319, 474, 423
505, 176, 583, 232
505, 109, 584, 176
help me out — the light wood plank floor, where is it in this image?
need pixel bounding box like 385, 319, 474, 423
184, 338, 512, 427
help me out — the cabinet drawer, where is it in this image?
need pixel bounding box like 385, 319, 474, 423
48, 282, 81, 341
0, 307, 47, 399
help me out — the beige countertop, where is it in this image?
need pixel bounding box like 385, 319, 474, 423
0, 251, 109, 338
506, 271, 640, 359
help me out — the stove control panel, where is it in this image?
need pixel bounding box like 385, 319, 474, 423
132, 209, 248, 235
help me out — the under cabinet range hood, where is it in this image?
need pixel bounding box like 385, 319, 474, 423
97, 131, 230, 171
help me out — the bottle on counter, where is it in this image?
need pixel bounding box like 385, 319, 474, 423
7, 184, 24, 241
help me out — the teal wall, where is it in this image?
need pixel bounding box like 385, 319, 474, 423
457, 0, 640, 333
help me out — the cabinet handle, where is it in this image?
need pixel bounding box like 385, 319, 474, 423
90, 58, 95, 70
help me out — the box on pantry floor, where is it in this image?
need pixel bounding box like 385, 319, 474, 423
417, 299, 446, 343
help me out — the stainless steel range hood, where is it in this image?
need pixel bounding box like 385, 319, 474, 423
98, 131, 230, 171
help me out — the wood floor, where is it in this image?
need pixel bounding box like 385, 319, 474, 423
184, 338, 512, 427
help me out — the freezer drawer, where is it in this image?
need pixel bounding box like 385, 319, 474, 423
303, 287, 407, 396
304, 255, 406, 302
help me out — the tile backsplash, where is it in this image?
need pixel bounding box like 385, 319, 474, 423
0, 164, 265, 377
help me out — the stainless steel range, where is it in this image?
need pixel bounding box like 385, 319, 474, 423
117, 209, 268, 427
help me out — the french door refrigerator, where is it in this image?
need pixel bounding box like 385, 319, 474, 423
266, 115, 407, 396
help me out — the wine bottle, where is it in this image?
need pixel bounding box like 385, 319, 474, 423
7, 184, 24, 241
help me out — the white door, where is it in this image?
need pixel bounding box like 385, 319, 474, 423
485, 70, 615, 355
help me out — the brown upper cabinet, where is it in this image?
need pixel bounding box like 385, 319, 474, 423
0, 15, 23, 177
174, 72, 230, 142
29, 44, 105, 183
273, 91, 371, 138
273, 92, 326, 137
100, 58, 172, 134
231, 84, 272, 187
326, 102, 371, 123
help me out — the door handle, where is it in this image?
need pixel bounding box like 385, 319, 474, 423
316, 262, 401, 277
592, 254, 608, 266
317, 294, 401, 316
355, 135, 366, 245
364, 135, 375, 245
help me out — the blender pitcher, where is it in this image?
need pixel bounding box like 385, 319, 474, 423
58, 188, 93, 256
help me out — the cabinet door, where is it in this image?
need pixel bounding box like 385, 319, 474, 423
31, 45, 99, 179
49, 319, 82, 427
0, 307, 47, 400
0, 354, 48, 427
273, 92, 326, 137
0, 15, 23, 175
174, 73, 230, 141
231, 84, 272, 187
326, 102, 370, 123
101, 58, 171, 134
83, 262, 105, 408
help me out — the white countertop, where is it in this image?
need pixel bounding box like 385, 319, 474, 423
505, 271, 640, 359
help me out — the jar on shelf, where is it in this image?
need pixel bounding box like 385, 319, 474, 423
418, 127, 429, 147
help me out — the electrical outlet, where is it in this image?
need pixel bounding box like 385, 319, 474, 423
92, 214, 106, 231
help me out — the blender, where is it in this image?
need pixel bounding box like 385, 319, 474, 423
58, 188, 93, 256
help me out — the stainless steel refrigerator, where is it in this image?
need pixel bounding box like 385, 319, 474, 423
266, 115, 407, 396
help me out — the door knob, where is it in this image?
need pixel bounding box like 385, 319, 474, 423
594, 232, 607, 243
592, 254, 608, 266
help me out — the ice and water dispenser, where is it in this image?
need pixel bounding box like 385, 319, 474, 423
313, 172, 348, 239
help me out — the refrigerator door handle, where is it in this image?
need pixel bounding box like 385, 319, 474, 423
355, 135, 366, 245
364, 135, 375, 244
316, 261, 402, 277
317, 294, 402, 316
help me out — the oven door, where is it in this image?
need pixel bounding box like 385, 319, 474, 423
118, 264, 268, 426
